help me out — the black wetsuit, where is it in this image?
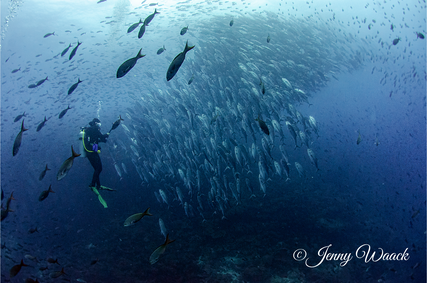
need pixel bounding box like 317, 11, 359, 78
83, 125, 108, 189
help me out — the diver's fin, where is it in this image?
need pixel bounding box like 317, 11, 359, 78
98, 194, 107, 208
91, 187, 108, 208
100, 185, 115, 191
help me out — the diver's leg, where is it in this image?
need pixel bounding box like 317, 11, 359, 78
86, 152, 97, 187
93, 153, 102, 188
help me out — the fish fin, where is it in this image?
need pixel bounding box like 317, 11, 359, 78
21, 119, 28, 132
184, 40, 195, 52
137, 48, 146, 58
71, 145, 81, 158
144, 207, 153, 216
164, 234, 175, 245
21, 259, 29, 266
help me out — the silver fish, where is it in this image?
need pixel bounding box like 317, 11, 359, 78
123, 208, 152, 226
56, 146, 81, 180
307, 148, 320, 171
12, 120, 28, 156
149, 234, 175, 264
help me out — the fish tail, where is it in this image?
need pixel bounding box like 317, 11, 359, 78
155, 9, 160, 14
20, 259, 29, 267
164, 234, 175, 245
46, 164, 51, 171
71, 145, 81, 158
137, 48, 146, 59
144, 207, 153, 216
21, 119, 28, 132
184, 41, 195, 52
120, 115, 124, 121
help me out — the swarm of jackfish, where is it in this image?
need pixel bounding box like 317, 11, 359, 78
105, 14, 367, 221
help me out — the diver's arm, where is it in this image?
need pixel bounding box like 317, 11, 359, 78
99, 132, 109, 143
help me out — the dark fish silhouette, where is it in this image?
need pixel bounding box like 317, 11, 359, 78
28, 83, 37, 88
10, 259, 29, 278
35, 76, 48, 86
59, 106, 71, 119
138, 23, 146, 39
39, 185, 55, 201
68, 78, 82, 95
180, 25, 188, 35
416, 32, 425, 39
188, 75, 194, 85
109, 115, 124, 133
14, 112, 26, 122
13, 120, 28, 156
69, 41, 82, 60
255, 116, 269, 135
61, 43, 72, 56
11, 67, 20, 73
57, 146, 81, 181
157, 45, 166, 55
144, 9, 160, 26
267, 34, 271, 43
357, 129, 362, 145
1, 191, 15, 221
166, 41, 194, 81
44, 32, 55, 38
36, 116, 48, 132
28, 227, 39, 233
230, 19, 234, 26
47, 258, 60, 264
39, 164, 51, 181
127, 19, 142, 33
49, 268, 66, 278
116, 49, 146, 78
259, 78, 265, 94
392, 37, 400, 45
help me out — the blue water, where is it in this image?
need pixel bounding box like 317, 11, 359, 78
1, 0, 425, 282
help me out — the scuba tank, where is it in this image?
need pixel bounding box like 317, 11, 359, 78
78, 128, 87, 158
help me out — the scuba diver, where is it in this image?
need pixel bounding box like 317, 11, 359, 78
80, 118, 114, 208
